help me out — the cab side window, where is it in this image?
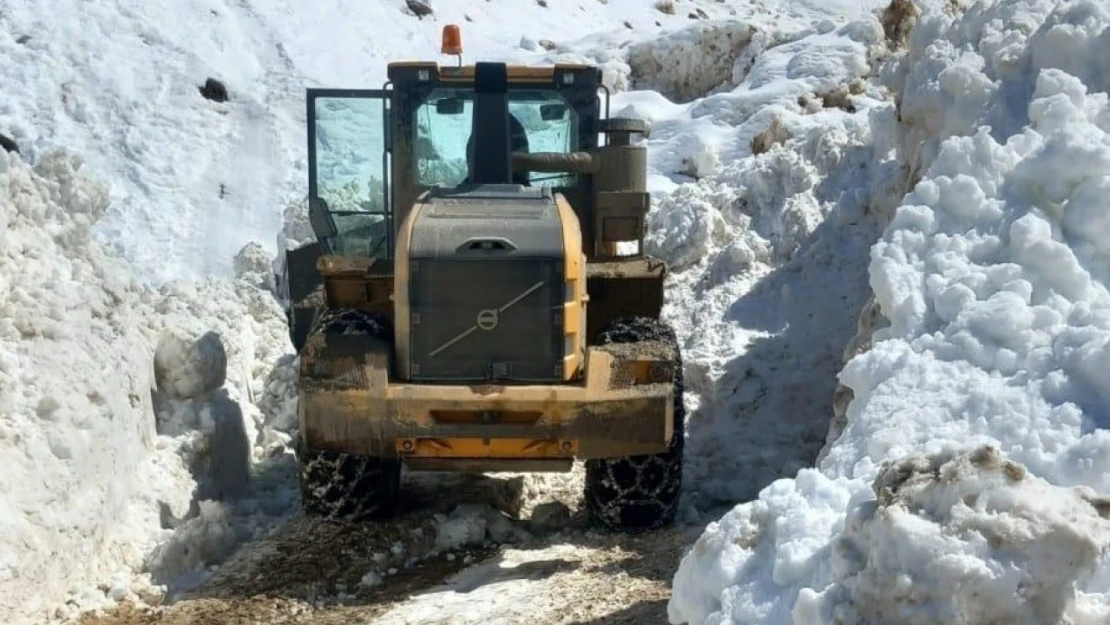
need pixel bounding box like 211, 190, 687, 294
311, 94, 391, 259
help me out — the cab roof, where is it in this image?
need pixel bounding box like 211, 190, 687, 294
386, 61, 599, 85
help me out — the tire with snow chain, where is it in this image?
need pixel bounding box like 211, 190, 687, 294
298, 449, 401, 521
309, 307, 393, 339
297, 308, 402, 521
585, 317, 684, 531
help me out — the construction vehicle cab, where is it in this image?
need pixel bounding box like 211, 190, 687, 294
282, 28, 684, 530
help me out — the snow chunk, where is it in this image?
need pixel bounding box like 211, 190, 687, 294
360, 570, 383, 588
628, 22, 759, 102
669, 470, 854, 624
796, 447, 1110, 625
233, 242, 276, 293
144, 501, 239, 587
433, 503, 530, 552
435, 509, 488, 552
153, 331, 228, 400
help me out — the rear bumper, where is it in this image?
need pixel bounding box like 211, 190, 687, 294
298, 339, 675, 463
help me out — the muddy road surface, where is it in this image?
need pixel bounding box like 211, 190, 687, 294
81, 467, 706, 625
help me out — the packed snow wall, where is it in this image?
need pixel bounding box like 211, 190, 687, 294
0, 150, 301, 623
668, 1, 1110, 623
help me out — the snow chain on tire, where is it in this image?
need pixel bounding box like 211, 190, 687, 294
585, 317, 685, 531
297, 308, 402, 522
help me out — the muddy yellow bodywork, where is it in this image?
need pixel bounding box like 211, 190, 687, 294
290, 61, 671, 478
297, 329, 675, 472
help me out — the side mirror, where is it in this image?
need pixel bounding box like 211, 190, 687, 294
436, 97, 466, 115
308, 197, 338, 243
540, 103, 568, 121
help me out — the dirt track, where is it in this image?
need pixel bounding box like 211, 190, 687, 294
81, 468, 704, 625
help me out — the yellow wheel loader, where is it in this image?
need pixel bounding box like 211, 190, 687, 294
280, 27, 683, 530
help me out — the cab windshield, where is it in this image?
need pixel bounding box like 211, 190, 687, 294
413, 88, 580, 188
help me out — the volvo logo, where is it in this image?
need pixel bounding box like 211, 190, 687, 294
476, 309, 499, 331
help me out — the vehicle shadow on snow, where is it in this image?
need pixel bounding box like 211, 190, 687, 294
680, 144, 890, 509
144, 387, 260, 596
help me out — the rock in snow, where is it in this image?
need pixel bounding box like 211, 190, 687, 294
153, 331, 228, 400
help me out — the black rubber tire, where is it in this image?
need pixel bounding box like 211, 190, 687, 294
297, 308, 402, 521
585, 317, 684, 531
309, 307, 392, 339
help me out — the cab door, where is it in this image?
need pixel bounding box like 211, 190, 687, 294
284, 89, 393, 351
306, 88, 393, 260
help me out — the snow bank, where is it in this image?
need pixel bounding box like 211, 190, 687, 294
669, 0, 1110, 622
617, 17, 892, 195
0, 151, 163, 622
632, 12, 904, 511
671, 446, 1110, 625
796, 446, 1110, 625
111, 275, 300, 608
0, 151, 300, 623
0, 0, 784, 285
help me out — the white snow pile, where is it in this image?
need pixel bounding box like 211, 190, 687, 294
669, 0, 1110, 623
1, 0, 771, 285
807, 446, 1110, 625
0, 150, 160, 622
619, 10, 903, 511
548, 11, 892, 191
0, 150, 300, 623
